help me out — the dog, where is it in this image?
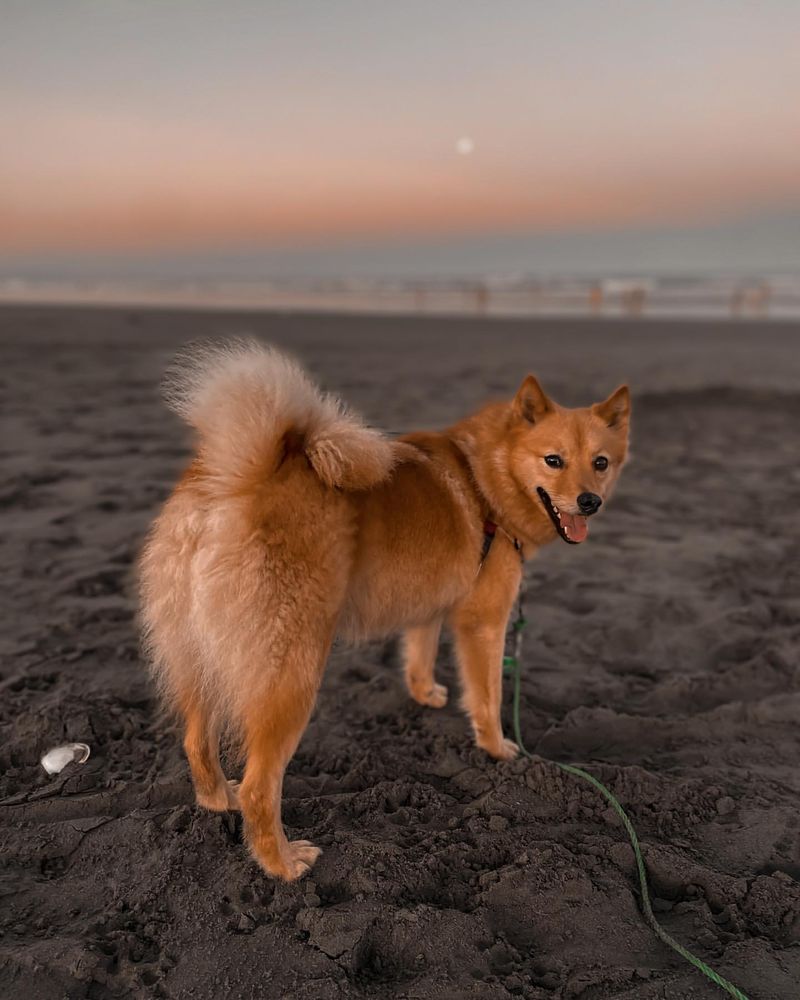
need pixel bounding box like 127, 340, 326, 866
139, 338, 630, 880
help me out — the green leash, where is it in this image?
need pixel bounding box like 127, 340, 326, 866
503, 600, 750, 1000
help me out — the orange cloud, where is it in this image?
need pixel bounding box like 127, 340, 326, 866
2, 101, 800, 253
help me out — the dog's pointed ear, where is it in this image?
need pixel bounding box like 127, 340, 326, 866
514, 375, 553, 424
592, 385, 630, 429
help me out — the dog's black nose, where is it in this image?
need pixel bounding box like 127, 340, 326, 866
577, 492, 602, 515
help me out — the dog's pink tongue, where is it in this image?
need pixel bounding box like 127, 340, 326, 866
561, 513, 589, 543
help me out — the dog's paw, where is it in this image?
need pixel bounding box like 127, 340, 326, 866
479, 737, 520, 761
410, 681, 448, 709
196, 779, 241, 812
273, 840, 322, 881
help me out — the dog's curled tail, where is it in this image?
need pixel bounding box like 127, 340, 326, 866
163, 337, 395, 491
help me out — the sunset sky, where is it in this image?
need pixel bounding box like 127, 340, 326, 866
2, 1, 800, 275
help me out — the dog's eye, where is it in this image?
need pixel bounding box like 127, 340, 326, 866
544, 454, 563, 469
594, 456, 609, 471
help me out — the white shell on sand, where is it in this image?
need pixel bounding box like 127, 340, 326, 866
40, 742, 91, 775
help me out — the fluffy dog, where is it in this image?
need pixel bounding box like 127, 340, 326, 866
139, 339, 630, 879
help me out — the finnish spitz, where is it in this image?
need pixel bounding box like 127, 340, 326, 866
139, 339, 630, 879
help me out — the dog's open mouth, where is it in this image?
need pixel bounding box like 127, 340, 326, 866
536, 487, 588, 544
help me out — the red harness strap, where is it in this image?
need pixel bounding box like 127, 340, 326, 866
480, 519, 523, 567
480, 519, 497, 564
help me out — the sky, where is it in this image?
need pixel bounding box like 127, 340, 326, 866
2, 1, 800, 277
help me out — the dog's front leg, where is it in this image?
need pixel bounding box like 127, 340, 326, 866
450, 548, 522, 760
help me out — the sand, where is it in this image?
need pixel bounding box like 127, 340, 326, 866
1, 304, 799, 1000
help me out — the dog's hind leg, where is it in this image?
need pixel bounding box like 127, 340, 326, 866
238, 626, 335, 881
180, 686, 240, 812
403, 619, 447, 707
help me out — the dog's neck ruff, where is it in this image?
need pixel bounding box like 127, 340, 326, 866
450, 436, 523, 568
480, 519, 523, 568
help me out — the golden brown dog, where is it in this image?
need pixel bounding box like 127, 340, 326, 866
139, 339, 630, 880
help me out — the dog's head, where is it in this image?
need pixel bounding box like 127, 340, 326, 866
508, 376, 630, 545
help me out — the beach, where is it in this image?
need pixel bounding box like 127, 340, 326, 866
1, 304, 799, 999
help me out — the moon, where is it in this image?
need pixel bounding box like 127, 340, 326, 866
456, 136, 474, 155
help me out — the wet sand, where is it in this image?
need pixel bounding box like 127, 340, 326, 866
1, 305, 799, 999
